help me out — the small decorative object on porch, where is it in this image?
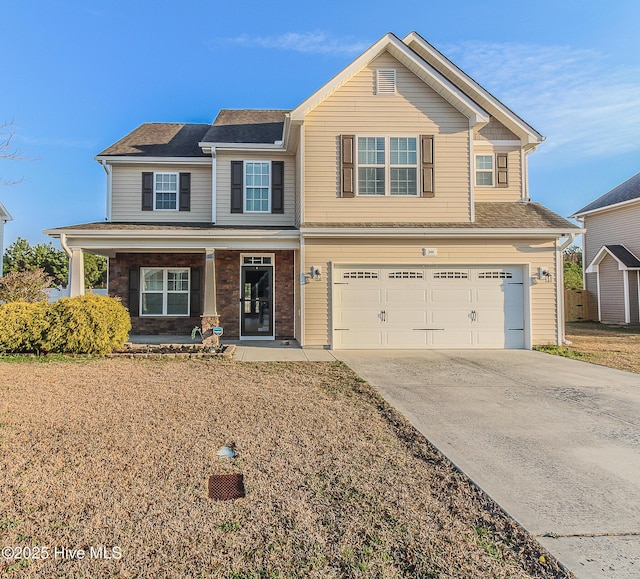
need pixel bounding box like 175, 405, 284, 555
208, 473, 245, 501
216, 445, 236, 458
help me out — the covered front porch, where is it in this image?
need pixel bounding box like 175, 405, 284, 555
44, 224, 300, 343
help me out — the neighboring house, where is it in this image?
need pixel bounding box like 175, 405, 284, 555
571, 172, 640, 324
0, 201, 13, 277
45, 32, 580, 349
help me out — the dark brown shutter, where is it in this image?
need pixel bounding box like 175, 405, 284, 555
231, 161, 244, 213
142, 172, 154, 211
190, 267, 202, 317
496, 153, 508, 188
179, 172, 191, 211
420, 135, 434, 198
340, 135, 355, 198
128, 266, 140, 316
271, 161, 284, 213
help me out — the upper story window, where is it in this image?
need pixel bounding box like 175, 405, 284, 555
230, 160, 284, 214
357, 137, 418, 196
141, 172, 190, 212
475, 155, 494, 187
155, 173, 178, 210
245, 162, 270, 212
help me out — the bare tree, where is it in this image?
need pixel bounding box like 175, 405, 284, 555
0, 120, 30, 186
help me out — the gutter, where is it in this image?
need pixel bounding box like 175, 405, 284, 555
300, 227, 584, 239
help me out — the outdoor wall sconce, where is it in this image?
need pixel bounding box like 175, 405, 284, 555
537, 267, 552, 282
310, 266, 322, 281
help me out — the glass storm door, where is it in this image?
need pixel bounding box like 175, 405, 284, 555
240, 265, 273, 337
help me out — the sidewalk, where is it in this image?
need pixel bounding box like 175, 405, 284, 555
229, 340, 336, 361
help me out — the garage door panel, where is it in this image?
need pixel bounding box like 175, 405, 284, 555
431, 331, 474, 347
335, 331, 383, 349
385, 288, 428, 303
338, 309, 384, 326
337, 288, 383, 305
388, 310, 428, 325
430, 289, 473, 304
430, 309, 471, 325
386, 331, 429, 348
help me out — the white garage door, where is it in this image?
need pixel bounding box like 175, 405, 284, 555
333, 265, 525, 349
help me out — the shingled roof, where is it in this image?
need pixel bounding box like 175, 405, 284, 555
573, 172, 640, 216
303, 203, 580, 230
97, 123, 211, 157
201, 110, 288, 144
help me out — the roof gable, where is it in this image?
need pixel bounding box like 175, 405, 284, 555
572, 172, 640, 217
0, 201, 13, 222
586, 244, 640, 272
290, 33, 490, 126
403, 32, 543, 145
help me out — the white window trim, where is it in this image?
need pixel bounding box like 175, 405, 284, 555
356, 136, 419, 197
140, 267, 190, 317
244, 160, 271, 213
475, 154, 495, 187
154, 172, 179, 211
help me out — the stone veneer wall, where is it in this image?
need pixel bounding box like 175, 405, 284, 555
215, 250, 295, 339
108, 253, 205, 335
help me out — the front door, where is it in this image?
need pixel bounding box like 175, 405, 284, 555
240, 265, 274, 338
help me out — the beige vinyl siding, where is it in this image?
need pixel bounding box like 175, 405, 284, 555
303, 52, 471, 224
302, 237, 557, 347
111, 164, 212, 222
473, 146, 522, 202
474, 117, 519, 141
583, 202, 640, 316
215, 152, 296, 227
598, 253, 626, 322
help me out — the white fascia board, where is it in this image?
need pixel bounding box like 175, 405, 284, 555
403, 32, 544, 144
290, 33, 489, 124
44, 227, 301, 240
0, 201, 13, 222
198, 142, 287, 153
94, 156, 212, 165
300, 227, 582, 238
570, 196, 640, 218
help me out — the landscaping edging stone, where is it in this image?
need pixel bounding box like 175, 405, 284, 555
106, 344, 236, 359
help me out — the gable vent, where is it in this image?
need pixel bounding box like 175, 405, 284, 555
376, 69, 396, 94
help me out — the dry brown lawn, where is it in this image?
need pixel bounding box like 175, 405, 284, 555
564, 322, 640, 373
0, 359, 568, 578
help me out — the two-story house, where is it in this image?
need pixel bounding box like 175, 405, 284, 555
45, 32, 580, 349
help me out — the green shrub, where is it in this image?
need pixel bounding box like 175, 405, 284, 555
43, 294, 131, 354
0, 302, 49, 353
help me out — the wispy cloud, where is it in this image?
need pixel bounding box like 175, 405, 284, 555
444, 41, 640, 161
220, 31, 370, 57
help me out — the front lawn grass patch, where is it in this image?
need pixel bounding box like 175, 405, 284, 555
0, 360, 568, 577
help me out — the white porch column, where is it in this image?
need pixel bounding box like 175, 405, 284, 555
69, 248, 85, 297
203, 248, 218, 316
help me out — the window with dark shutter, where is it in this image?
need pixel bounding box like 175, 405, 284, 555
179, 172, 191, 211
340, 135, 355, 198
231, 161, 243, 213
141, 173, 153, 211
496, 153, 508, 188
420, 135, 434, 197
128, 266, 140, 316
271, 161, 284, 213
190, 267, 202, 317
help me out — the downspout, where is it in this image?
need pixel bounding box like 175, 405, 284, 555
521, 145, 536, 202
100, 160, 112, 222
557, 232, 577, 345
211, 147, 217, 223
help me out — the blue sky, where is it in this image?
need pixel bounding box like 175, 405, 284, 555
2, 0, 640, 247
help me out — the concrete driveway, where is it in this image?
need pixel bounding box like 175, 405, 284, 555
334, 349, 640, 578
